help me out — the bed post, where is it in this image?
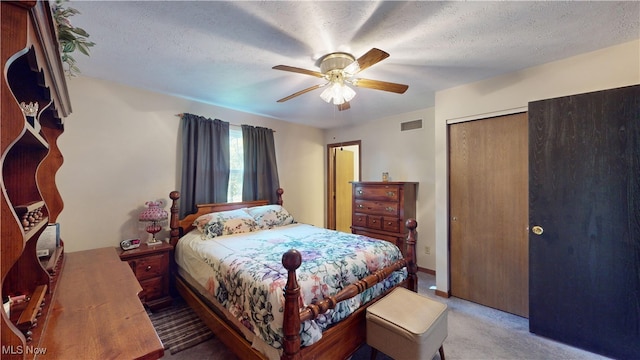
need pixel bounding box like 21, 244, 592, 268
276, 187, 284, 206
169, 191, 181, 247
281, 249, 302, 360
405, 218, 418, 292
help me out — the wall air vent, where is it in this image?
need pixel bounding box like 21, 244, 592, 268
401, 119, 422, 131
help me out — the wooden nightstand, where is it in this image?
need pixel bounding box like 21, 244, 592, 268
117, 242, 173, 311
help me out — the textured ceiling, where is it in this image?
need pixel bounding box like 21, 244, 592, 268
68, 1, 639, 129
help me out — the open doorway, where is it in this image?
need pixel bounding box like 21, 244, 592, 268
327, 141, 361, 231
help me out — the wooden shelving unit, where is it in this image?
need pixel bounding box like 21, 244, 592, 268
1, 2, 71, 358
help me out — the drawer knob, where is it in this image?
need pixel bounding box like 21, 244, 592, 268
146, 265, 152, 271
371, 219, 377, 223
385, 207, 395, 212
386, 191, 395, 197
357, 190, 363, 195
358, 204, 364, 208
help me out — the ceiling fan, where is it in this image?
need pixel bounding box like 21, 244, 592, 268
273, 48, 409, 111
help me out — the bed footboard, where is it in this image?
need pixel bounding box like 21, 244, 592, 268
281, 219, 418, 360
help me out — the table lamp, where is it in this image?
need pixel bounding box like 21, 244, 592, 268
138, 200, 168, 245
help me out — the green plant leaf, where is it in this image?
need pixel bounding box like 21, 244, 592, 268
77, 44, 90, 56
70, 27, 90, 37
55, 0, 95, 77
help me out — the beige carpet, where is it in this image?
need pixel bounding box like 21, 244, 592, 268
161, 272, 610, 360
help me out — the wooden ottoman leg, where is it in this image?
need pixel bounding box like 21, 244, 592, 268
439, 345, 445, 360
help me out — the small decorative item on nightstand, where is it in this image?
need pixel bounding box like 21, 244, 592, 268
138, 200, 168, 245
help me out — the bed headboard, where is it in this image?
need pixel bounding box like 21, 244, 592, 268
168, 188, 284, 246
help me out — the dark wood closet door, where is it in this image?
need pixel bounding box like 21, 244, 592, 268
528, 85, 640, 359
449, 112, 529, 317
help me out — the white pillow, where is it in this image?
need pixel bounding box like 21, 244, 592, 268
246, 205, 295, 229
193, 209, 259, 239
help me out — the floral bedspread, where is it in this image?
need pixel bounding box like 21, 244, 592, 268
176, 223, 407, 350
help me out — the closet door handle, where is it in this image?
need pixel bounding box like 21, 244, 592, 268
531, 225, 544, 235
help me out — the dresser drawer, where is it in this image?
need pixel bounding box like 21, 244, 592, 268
353, 213, 367, 227
367, 215, 383, 230
133, 254, 165, 281
139, 276, 164, 301
354, 185, 400, 201
382, 217, 401, 233
354, 199, 399, 216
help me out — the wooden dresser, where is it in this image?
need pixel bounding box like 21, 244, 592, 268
351, 182, 418, 252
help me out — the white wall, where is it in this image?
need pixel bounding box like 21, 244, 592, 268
434, 39, 640, 294
325, 108, 436, 270
58, 77, 325, 252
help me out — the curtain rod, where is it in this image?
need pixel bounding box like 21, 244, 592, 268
174, 114, 275, 132
175, 113, 242, 127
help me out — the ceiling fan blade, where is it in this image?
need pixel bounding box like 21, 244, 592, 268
352, 78, 408, 94
276, 84, 326, 102
337, 102, 350, 111
345, 48, 390, 74
273, 65, 324, 78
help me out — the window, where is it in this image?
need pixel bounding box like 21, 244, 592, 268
228, 127, 243, 202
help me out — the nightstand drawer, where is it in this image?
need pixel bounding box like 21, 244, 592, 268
118, 242, 173, 311
140, 276, 164, 301
133, 253, 165, 280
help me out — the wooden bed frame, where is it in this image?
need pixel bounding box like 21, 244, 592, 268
168, 188, 418, 360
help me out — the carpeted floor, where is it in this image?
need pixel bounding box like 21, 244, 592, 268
160, 272, 611, 360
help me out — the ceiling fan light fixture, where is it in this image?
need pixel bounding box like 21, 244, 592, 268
319, 86, 334, 103
320, 82, 356, 105
273, 48, 407, 110
341, 84, 356, 102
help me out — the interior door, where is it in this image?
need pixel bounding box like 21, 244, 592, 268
449, 112, 529, 317
528, 85, 639, 359
335, 149, 354, 233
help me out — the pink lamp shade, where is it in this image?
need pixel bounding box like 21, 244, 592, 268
139, 200, 168, 243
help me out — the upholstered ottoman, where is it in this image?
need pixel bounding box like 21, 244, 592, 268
366, 287, 448, 360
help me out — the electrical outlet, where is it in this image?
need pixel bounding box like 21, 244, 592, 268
425, 246, 431, 255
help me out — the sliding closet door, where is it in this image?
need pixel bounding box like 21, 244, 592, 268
528, 85, 640, 359
449, 113, 529, 317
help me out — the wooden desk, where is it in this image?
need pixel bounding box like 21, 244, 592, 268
38, 248, 164, 359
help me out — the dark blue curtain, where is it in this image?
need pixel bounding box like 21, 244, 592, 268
179, 113, 230, 218
241, 125, 280, 204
